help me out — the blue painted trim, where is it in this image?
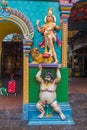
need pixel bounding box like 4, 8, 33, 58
60, 3, 73, 7
22, 104, 29, 120
24, 46, 31, 50
63, 19, 68, 22
61, 11, 71, 14
22, 103, 75, 125
23, 39, 33, 43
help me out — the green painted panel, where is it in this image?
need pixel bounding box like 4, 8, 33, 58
56, 67, 68, 102
29, 67, 39, 102
29, 67, 68, 103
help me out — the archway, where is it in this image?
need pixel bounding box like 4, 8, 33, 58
0, 6, 34, 105
2, 33, 23, 96
0, 21, 23, 107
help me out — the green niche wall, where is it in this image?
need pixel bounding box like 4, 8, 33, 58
29, 67, 68, 103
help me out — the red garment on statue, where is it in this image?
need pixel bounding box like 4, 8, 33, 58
38, 35, 62, 48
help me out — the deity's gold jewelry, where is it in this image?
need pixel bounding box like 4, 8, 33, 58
43, 83, 51, 89
44, 8, 56, 23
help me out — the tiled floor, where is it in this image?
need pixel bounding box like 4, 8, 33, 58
0, 76, 87, 130
69, 77, 87, 94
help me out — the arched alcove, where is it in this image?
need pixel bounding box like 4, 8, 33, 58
0, 7, 34, 104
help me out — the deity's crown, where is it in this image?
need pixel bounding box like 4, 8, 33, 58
2, 0, 7, 6
44, 7, 56, 23
47, 8, 53, 16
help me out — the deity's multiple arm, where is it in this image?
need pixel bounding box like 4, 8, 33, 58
36, 20, 42, 33
54, 24, 61, 30
54, 19, 63, 30
36, 20, 62, 33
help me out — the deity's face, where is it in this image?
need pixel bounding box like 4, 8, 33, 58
46, 15, 54, 22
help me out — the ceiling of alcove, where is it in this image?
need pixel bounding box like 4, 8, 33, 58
0, 21, 22, 42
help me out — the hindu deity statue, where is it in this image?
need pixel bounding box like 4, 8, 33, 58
36, 8, 62, 63
36, 64, 65, 120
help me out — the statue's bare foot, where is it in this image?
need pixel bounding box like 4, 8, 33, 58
53, 61, 58, 64
38, 112, 45, 118
59, 113, 66, 120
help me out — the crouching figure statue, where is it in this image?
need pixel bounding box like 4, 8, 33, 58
36, 64, 66, 120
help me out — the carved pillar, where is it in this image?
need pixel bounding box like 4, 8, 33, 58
23, 53, 29, 103
62, 22, 68, 67
23, 39, 33, 104
59, 1, 73, 67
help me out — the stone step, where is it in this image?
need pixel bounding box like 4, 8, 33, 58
28, 103, 72, 116
27, 103, 74, 125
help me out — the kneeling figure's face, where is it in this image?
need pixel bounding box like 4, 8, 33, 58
44, 75, 51, 82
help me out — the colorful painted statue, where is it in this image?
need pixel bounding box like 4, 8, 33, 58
30, 48, 53, 64
36, 8, 62, 63
36, 64, 65, 120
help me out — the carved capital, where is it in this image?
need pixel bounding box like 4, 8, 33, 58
59, 1, 73, 20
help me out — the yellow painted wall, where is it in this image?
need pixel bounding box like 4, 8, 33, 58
0, 21, 29, 104
0, 21, 22, 44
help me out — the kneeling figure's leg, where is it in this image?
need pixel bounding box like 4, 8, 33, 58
36, 101, 45, 118
51, 101, 66, 120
